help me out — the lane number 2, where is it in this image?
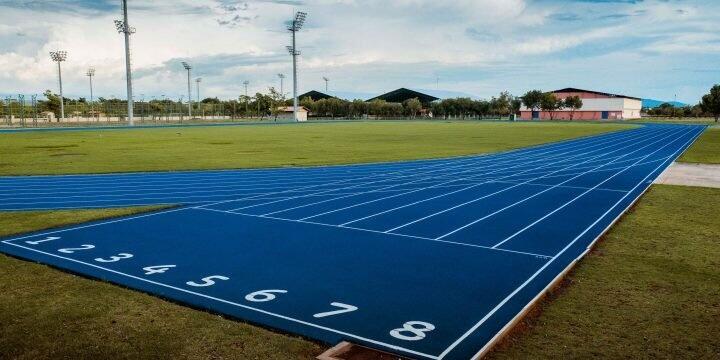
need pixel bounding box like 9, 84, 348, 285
186, 275, 229, 287
390, 321, 435, 341
58, 245, 95, 254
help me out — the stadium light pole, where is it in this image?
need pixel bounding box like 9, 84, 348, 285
323, 76, 329, 92
195, 78, 201, 104
49, 51, 67, 121
86, 67, 95, 118
243, 80, 249, 115
287, 11, 307, 122
278, 73, 285, 96
115, 0, 135, 126
181, 62, 193, 118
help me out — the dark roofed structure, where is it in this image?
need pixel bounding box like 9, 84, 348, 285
298, 90, 336, 101
366, 88, 439, 104
553, 88, 642, 101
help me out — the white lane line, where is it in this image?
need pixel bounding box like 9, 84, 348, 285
439, 126, 703, 360
383, 127, 674, 234
0, 242, 439, 360
490, 126, 695, 249
296, 128, 654, 222
194, 207, 552, 259
432, 126, 682, 241
0, 127, 641, 189
0, 128, 640, 200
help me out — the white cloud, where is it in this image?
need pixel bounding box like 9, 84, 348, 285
0, 0, 718, 103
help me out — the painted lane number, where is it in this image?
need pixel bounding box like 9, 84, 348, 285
26, 236, 61, 245
143, 265, 176, 275
313, 302, 358, 318
186, 275, 229, 287
245, 289, 287, 302
95, 253, 134, 263
58, 245, 95, 254
390, 321, 435, 341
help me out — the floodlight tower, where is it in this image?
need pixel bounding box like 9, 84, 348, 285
287, 11, 307, 122
181, 62, 193, 118
86, 67, 95, 118
115, 0, 136, 125
323, 77, 329, 92
243, 80, 250, 114
86, 67, 95, 103
195, 78, 202, 104
278, 73, 285, 96
49, 50, 67, 121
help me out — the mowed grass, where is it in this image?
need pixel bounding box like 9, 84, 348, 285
488, 185, 720, 359
679, 127, 720, 164
0, 121, 632, 175
0, 207, 323, 359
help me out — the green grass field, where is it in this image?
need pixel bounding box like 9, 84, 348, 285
679, 127, 720, 164
488, 185, 720, 359
0, 121, 633, 175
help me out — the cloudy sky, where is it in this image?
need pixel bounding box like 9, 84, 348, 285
0, 0, 718, 103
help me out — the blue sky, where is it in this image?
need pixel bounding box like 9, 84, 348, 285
0, 0, 718, 103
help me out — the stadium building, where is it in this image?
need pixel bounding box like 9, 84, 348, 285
520, 88, 642, 120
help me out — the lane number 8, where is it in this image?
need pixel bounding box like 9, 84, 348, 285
390, 321, 435, 341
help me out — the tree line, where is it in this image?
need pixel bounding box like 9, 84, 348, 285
8, 84, 719, 122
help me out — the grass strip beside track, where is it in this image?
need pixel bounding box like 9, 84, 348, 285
679, 127, 720, 164
487, 184, 720, 359
0, 206, 323, 359
0, 121, 632, 175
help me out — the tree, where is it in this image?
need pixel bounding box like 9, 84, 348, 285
268, 87, 285, 121
540, 92, 562, 120
700, 84, 720, 122
563, 95, 583, 120
521, 90, 544, 118
403, 98, 422, 118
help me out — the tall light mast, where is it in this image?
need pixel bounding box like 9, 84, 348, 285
323, 76, 329, 92
278, 73, 285, 96
195, 78, 202, 104
49, 51, 67, 121
181, 62, 193, 118
287, 11, 307, 122
114, 0, 135, 126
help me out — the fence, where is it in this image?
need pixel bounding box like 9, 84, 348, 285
0, 97, 264, 127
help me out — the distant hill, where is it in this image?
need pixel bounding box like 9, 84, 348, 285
642, 99, 688, 108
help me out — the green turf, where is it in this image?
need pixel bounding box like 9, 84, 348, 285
0, 121, 632, 175
0, 207, 323, 359
679, 127, 720, 164
487, 185, 720, 359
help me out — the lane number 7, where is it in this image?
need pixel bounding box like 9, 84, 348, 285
313, 302, 358, 318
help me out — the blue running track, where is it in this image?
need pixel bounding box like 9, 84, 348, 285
0, 124, 705, 359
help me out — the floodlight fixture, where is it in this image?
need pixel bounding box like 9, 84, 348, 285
278, 73, 285, 96
287, 11, 308, 122
86, 67, 96, 114
49, 50, 68, 121
195, 78, 202, 104
181, 62, 193, 117
323, 77, 329, 92
116, 0, 135, 125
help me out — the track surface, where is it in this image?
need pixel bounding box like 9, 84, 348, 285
0, 124, 705, 359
